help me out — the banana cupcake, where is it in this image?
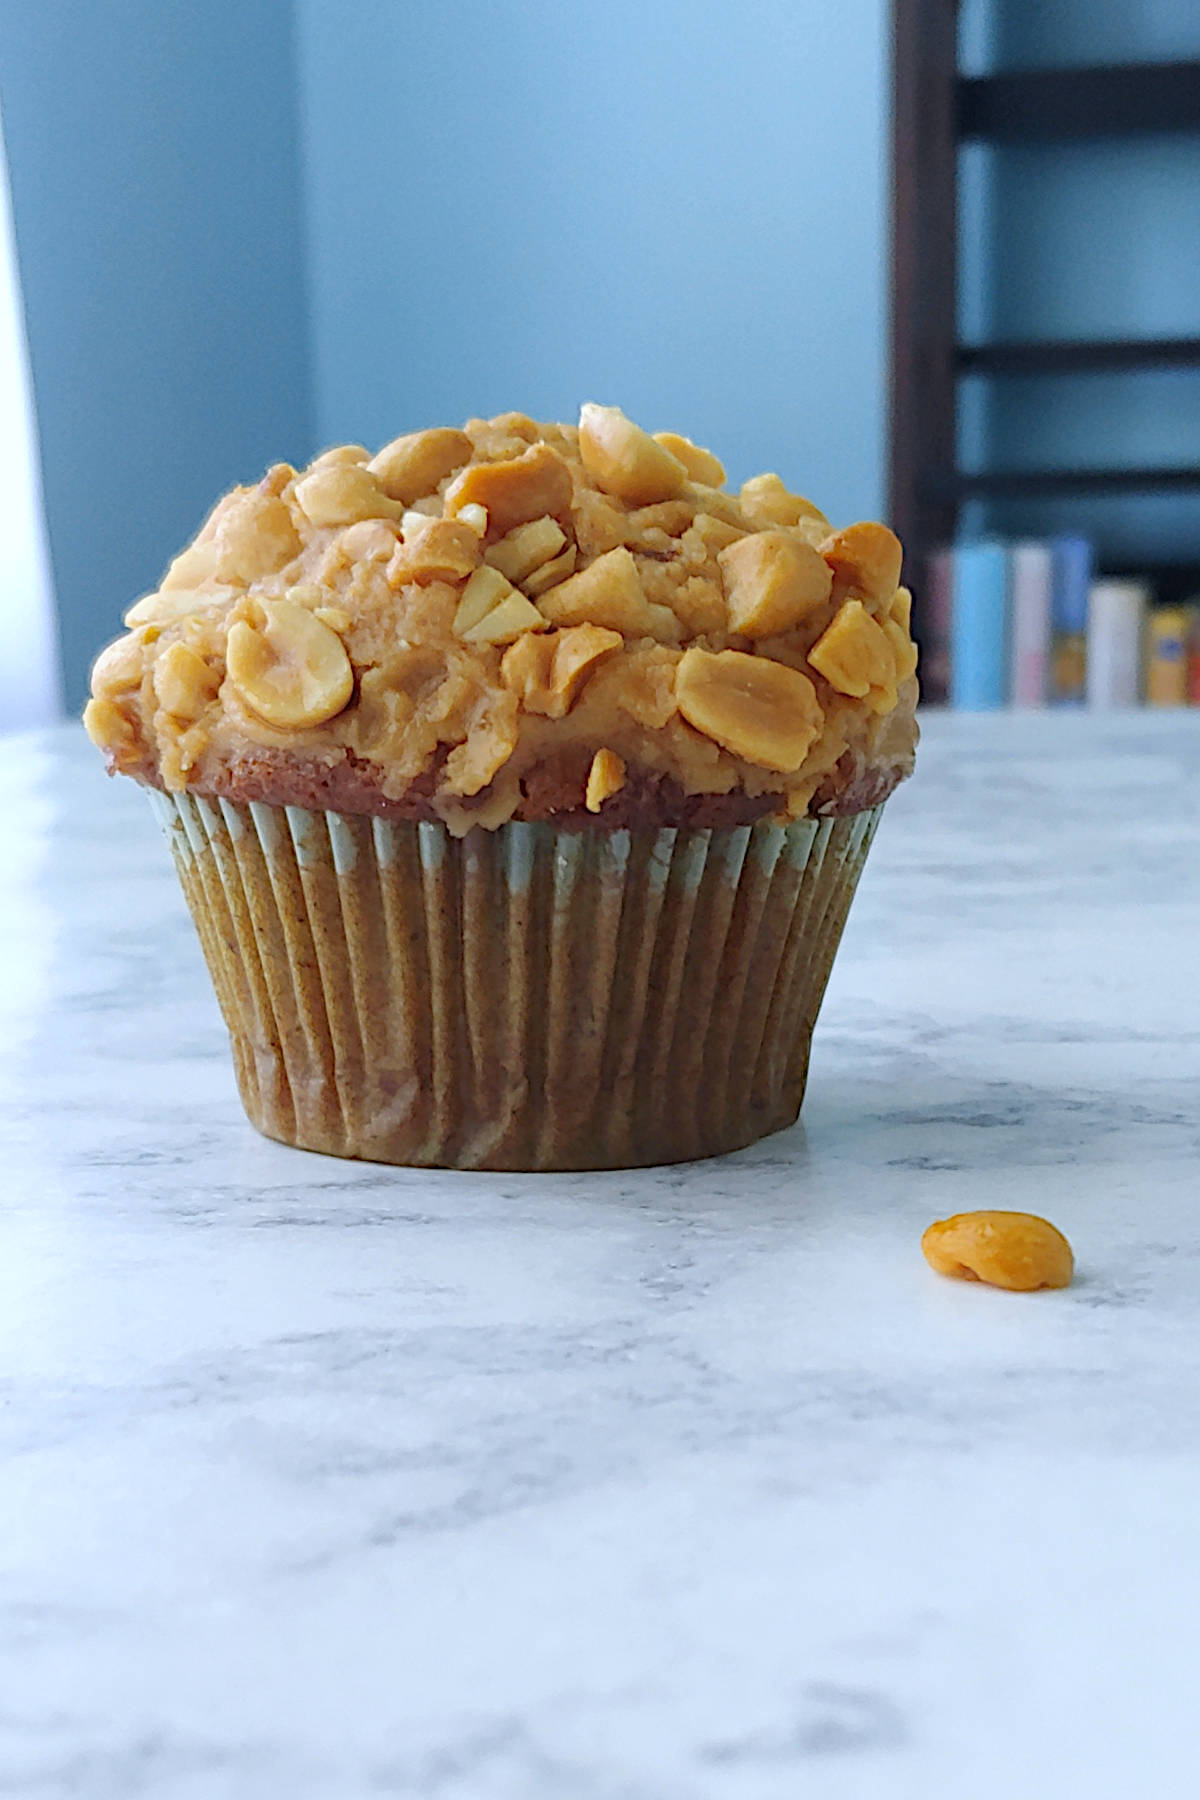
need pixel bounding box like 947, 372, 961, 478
85, 404, 918, 1169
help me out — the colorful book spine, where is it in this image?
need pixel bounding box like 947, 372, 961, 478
1049, 536, 1092, 706
1145, 607, 1189, 708
950, 542, 1009, 710
1187, 607, 1200, 706
1087, 580, 1146, 708
1009, 542, 1053, 705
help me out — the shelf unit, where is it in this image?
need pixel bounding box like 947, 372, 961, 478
888, 3, 1200, 685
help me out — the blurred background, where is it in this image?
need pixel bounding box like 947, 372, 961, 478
0, 0, 1196, 723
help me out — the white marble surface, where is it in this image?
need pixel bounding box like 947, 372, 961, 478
2, 715, 1200, 1799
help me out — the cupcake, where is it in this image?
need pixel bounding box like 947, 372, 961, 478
85, 405, 918, 1169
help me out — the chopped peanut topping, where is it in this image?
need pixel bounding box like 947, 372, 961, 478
445, 443, 573, 536
460, 593, 546, 646
586, 748, 627, 811
652, 431, 726, 488
821, 521, 903, 603
522, 543, 578, 596
718, 531, 832, 638
154, 642, 220, 721
85, 402, 917, 829
366, 427, 472, 504
501, 624, 623, 718
388, 519, 481, 587
294, 463, 405, 530
675, 648, 823, 772
808, 599, 896, 704
226, 600, 353, 730
214, 491, 301, 583
578, 404, 689, 506
739, 473, 829, 533
536, 545, 654, 635
922, 1212, 1074, 1292
485, 516, 567, 583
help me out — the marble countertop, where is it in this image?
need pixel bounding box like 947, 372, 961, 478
2, 714, 1200, 1799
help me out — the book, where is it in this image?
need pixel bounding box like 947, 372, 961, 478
1087, 580, 1147, 709
1145, 607, 1189, 708
1009, 542, 1053, 705
950, 541, 1008, 710
1049, 536, 1092, 706
923, 547, 954, 704
1187, 607, 1200, 706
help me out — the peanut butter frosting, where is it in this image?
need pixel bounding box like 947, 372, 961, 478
84, 404, 919, 832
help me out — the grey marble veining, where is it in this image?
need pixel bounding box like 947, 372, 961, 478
1, 714, 1199, 1799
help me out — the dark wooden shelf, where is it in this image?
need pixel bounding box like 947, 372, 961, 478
957, 337, 1200, 375
936, 466, 1200, 499
958, 61, 1200, 142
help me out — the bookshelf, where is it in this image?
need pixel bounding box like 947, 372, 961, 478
888, 1, 1200, 691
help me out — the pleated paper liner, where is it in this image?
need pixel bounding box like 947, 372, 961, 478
149, 792, 883, 1171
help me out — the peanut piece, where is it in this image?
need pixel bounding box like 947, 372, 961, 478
521, 543, 578, 596
124, 588, 233, 628
808, 599, 895, 700
718, 530, 833, 637
922, 1212, 1074, 1292
685, 512, 748, 557
367, 427, 472, 503
161, 540, 219, 590
536, 545, 654, 634
388, 519, 481, 586
226, 599, 354, 730
453, 564, 517, 635
578, 404, 688, 506
305, 445, 370, 475
485, 516, 567, 583
883, 616, 919, 683
214, 491, 302, 584
91, 634, 145, 694
461, 592, 546, 645
586, 748, 627, 812
153, 641, 220, 720
820, 521, 903, 603
83, 696, 137, 755
890, 585, 913, 632
457, 502, 489, 536
686, 484, 748, 530
653, 431, 726, 488
500, 623, 622, 717
675, 648, 823, 772
294, 463, 405, 529
445, 443, 572, 536
739, 473, 829, 532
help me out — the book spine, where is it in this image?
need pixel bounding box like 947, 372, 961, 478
922, 547, 954, 704
1087, 580, 1146, 709
1145, 607, 1189, 708
1187, 608, 1200, 706
1049, 536, 1092, 706
1009, 542, 1053, 706
950, 543, 1009, 710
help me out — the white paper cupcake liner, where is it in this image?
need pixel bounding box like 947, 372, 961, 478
148, 793, 883, 1170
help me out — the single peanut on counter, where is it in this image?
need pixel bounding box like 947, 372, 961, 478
922, 1212, 1074, 1292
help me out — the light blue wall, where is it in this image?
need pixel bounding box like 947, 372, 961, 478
295, 0, 890, 526
0, 1, 314, 710
957, 1, 1200, 565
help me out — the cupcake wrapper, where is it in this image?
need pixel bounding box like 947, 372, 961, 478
148, 794, 883, 1170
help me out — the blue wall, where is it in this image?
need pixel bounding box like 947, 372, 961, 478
295, 0, 890, 526
0, 1, 314, 710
